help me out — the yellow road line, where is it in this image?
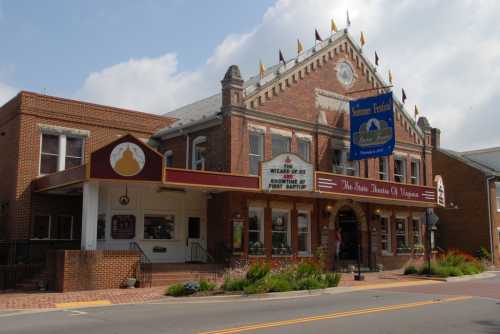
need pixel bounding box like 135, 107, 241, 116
55, 300, 112, 309
350, 279, 443, 291
199, 296, 472, 334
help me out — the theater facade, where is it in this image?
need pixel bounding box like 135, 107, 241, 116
0, 30, 440, 290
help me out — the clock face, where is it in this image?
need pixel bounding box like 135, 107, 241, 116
336, 61, 355, 87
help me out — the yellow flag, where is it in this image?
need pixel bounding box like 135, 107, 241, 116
297, 39, 304, 54
388, 70, 393, 84
414, 105, 419, 118
331, 19, 338, 33
259, 60, 266, 79
360, 31, 366, 47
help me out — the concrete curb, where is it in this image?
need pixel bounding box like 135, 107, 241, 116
405, 272, 495, 282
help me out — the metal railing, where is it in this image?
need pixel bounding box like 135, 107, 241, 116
129, 242, 152, 288
190, 242, 220, 282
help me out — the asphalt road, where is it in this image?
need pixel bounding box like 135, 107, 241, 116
1, 273, 499, 334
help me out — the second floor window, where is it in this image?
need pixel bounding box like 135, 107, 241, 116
249, 132, 264, 175
333, 149, 359, 176
272, 134, 290, 157
394, 157, 406, 183
496, 182, 500, 212
379, 157, 388, 181
297, 139, 310, 162
192, 136, 206, 170
164, 150, 173, 167
410, 160, 420, 185
40, 133, 84, 175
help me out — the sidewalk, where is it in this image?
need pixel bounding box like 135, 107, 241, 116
0, 270, 423, 310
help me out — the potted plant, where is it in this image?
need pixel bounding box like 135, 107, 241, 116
126, 277, 137, 288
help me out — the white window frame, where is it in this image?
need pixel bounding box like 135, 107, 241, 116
297, 138, 311, 162
495, 182, 500, 212
297, 210, 311, 256
332, 148, 359, 176
379, 215, 392, 255
410, 159, 420, 185
271, 134, 291, 157
378, 157, 389, 181
248, 131, 264, 176
394, 156, 407, 183
395, 216, 409, 254
248, 207, 265, 254
39, 132, 85, 176
271, 208, 291, 255
411, 217, 423, 249
164, 150, 173, 167
191, 136, 207, 170
31, 215, 51, 240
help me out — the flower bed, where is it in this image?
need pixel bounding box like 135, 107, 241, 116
404, 250, 486, 278
165, 260, 341, 297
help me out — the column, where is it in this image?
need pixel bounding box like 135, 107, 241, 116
81, 181, 99, 250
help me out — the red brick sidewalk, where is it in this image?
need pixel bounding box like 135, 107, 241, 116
0, 270, 421, 310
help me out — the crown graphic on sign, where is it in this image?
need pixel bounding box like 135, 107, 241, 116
285, 156, 291, 163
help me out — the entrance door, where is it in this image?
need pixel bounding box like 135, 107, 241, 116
186, 217, 206, 262
337, 208, 359, 261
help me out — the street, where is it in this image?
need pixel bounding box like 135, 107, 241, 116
1, 273, 499, 334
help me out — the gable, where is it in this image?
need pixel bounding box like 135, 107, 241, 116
89, 134, 164, 182
243, 31, 423, 146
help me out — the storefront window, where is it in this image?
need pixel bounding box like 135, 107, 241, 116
378, 157, 388, 181
297, 139, 310, 162
144, 215, 175, 240
380, 216, 391, 253
410, 160, 420, 185
394, 157, 406, 183
32, 215, 50, 239
249, 132, 264, 175
248, 207, 264, 255
412, 218, 422, 249
297, 211, 310, 255
111, 215, 136, 239
52, 215, 73, 240
333, 149, 359, 176
271, 209, 291, 255
395, 217, 409, 253
271, 134, 290, 157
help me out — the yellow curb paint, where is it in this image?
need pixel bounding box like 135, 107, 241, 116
198, 296, 472, 334
350, 280, 443, 291
55, 300, 112, 309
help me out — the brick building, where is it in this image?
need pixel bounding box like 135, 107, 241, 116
433, 143, 500, 266
0, 30, 439, 291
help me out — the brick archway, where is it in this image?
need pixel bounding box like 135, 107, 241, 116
328, 200, 367, 232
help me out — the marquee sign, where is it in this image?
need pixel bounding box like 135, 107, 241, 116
316, 172, 436, 204
349, 92, 395, 160
261, 154, 314, 191
434, 175, 445, 207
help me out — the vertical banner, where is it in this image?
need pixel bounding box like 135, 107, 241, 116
349, 92, 395, 160
232, 218, 244, 253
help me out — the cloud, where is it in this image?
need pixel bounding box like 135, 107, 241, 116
0, 81, 16, 106
77, 0, 500, 150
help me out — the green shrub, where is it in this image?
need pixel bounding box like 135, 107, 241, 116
445, 266, 464, 277
476, 247, 491, 261
223, 277, 249, 291
166, 283, 191, 297
246, 262, 271, 283
199, 279, 216, 292
323, 272, 341, 287
295, 262, 320, 279
243, 281, 268, 294
404, 265, 418, 275
264, 275, 294, 292
296, 276, 327, 290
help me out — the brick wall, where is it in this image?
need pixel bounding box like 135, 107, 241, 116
52, 250, 140, 292
0, 91, 174, 240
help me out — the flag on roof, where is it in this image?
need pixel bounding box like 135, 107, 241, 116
297, 39, 304, 54
346, 10, 351, 27
279, 49, 285, 65
402, 89, 407, 104
375, 51, 379, 66
259, 60, 266, 79
414, 105, 419, 119
331, 19, 338, 33
388, 70, 393, 84
315, 29, 323, 42
360, 31, 366, 47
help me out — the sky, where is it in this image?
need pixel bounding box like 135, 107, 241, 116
1, 0, 499, 151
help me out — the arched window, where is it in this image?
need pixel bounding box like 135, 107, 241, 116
191, 136, 207, 170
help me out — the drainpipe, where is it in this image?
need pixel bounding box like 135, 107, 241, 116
185, 133, 190, 169
486, 175, 495, 263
